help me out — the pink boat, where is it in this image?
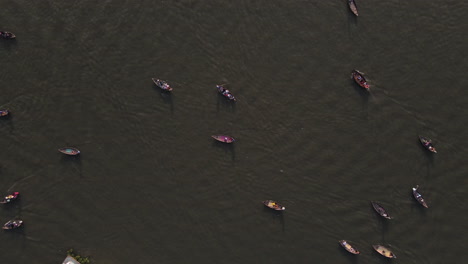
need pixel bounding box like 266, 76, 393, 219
211, 135, 235, 143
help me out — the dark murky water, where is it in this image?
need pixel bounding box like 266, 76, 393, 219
0, 0, 467, 263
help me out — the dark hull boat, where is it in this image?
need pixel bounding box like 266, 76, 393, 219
339, 240, 360, 255
58, 147, 81, 156
373, 245, 396, 259
0, 110, 9, 117
263, 200, 285, 211
152, 78, 173, 92
419, 136, 437, 153
348, 0, 359, 16
3, 219, 23, 230
0, 192, 19, 204
412, 185, 428, 208
351, 70, 370, 91
211, 135, 235, 144
371, 201, 392, 219
216, 85, 236, 101
0, 31, 16, 39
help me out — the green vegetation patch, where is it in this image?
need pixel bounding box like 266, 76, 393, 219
67, 248, 91, 264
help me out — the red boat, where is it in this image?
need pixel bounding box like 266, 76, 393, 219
351, 70, 370, 91
211, 135, 235, 143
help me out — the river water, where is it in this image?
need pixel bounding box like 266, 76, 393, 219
0, 0, 467, 263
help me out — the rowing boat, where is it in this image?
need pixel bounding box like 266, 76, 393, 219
371, 201, 392, 219
351, 70, 370, 91
0, 110, 9, 117
0, 31, 16, 39
348, 0, 358, 16
262, 200, 285, 211
373, 245, 396, 259
2, 219, 23, 230
216, 85, 236, 101
419, 136, 437, 153
339, 240, 360, 254
58, 147, 81, 156
211, 135, 235, 144
412, 185, 428, 208
152, 78, 173, 92
0, 192, 19, 204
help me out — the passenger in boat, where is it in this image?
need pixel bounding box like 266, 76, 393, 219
5, 195, 14, 202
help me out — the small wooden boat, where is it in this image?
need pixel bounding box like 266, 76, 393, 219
412, 185, 428, 208
0, 192, 19, 204
263, 200, 285, 211
0, 31, 16, 39
58, 147, 81, 156
152, 78, 173, 92
348, 0, 359, 16
373, 245, 396, 259
371, 201, 392, 219
211, 135, 235, 144
339, 240, 360, 255
216, 85, 236, 101
2, 219, 23, 230
0, 110, 9, 117
351, 70, 370, 91
419, 136, 437, 153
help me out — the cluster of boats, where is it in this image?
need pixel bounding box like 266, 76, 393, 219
1, 30, 21, 231
153, 73, 436, 260
152, 78, 238, 145
261, 137, 435, 259
349, 44, 435, 258
0, 3, 442, 261
151, 78, 237, 102
338, 186, 429, 258
0, 148, 83, 231
0, 192, 22, 230
337, 138, 435, 258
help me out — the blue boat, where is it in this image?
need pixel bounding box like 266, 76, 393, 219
59, 147, 81, 156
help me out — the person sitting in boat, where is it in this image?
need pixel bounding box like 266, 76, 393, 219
217, 85, 227, 92
4, 195, 14, 202
222, 89, 230, 95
